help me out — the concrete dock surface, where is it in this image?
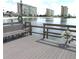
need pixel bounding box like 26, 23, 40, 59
4, 35, 76, 59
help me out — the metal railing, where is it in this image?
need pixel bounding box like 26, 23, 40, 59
42, 23, 76, 39
31, 24, 76, 38
31, 23, 76, 47
3, 22, 76, 44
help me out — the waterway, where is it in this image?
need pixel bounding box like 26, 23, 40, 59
3, 17, 76, 25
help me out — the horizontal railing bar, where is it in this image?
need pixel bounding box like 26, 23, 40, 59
32, 25, 76, 28
3, 22, 31, 25
46, 31, 76, 37
48, 34, 62, 38
32, 31, 76, 38
3, 22, 20, 25
45, 31, 61, 35
32, 25, 76, 32
47, 27, 76, 32
44, 23, 76, 28
48, 34, 76, 40
32, 25, 43, 28
32, 32, 43, 35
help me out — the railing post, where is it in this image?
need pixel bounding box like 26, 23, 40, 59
64, 26, 70, 47
29, 22, 32, 35
43, 24, 45, 39
46, 28, 48, 39
24, 22, 32, 35
11, 19, 13, 25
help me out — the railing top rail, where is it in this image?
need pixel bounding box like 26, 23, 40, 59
25, 22, 31, 23
3, 22, 20, 25
32, 25, 76, 32
43, 23, 76, 28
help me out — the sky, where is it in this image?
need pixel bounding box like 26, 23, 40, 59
3, 0, 77, 15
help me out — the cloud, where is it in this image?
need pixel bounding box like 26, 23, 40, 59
57, 0, 74, 5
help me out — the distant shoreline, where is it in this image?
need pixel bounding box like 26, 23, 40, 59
3, 16, 76, 19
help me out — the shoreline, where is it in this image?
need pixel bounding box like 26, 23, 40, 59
3, 16, 76, 19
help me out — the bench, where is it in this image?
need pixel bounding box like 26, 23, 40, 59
3, 22, 31, 42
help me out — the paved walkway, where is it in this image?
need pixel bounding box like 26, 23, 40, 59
4, 35, 76, 59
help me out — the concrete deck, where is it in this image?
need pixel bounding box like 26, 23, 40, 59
4, 35, 76, 59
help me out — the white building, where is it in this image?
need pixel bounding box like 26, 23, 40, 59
17, 3, 37, 16
45, 8, 54, 16
61, 6, 68, 17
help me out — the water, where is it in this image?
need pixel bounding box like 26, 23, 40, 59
3, 17, 76, 25
23, 17, 76, 25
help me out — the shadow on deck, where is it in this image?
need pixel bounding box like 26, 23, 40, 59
36, 38, 76, 52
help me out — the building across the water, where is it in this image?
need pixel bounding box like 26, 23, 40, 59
3, 10, 18, 17
45, 8, 54, 16
61, 6, 68, 17
17, 3, 37, 16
